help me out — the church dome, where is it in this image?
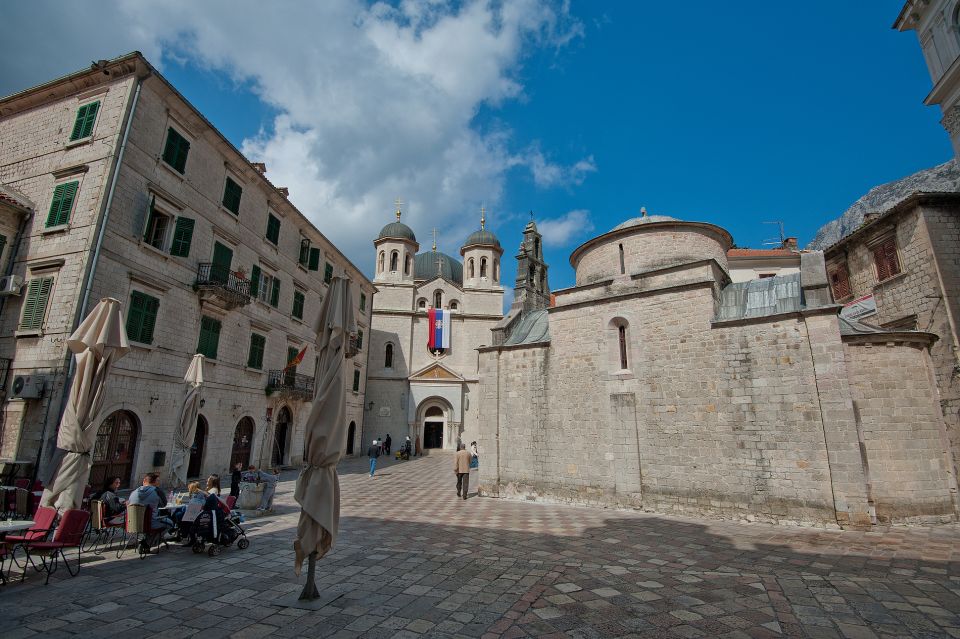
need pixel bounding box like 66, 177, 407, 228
611, 214, 679, 231
414, 250, 463, 285
463, 228, 501, 249
377, 221, 417, 242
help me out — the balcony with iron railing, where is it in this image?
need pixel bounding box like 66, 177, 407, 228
194, 263, 252, 310
266, 370, 315, 400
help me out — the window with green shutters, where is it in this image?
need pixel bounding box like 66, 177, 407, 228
70, 101, 100, 141
324, 262, 333, 284
309, 248, 320, 271
143, 206, 170, 250
292, 290, 305, 320
169, 217, 195, 257
126, 291, 160, 344
162, 127, 190, 174
196, 315, 222, 359
356, 330, 363, 350
250, 264, 261, 298
270, 278, 281, 308
299, 239, 310, 267
222, 177, 242, 215
247, 333, 266, 369
266, 214, 281, 245
352, 369, 361, 392
19, 277, 54, 331
46, 181, 78, 228
359, 293, 366, 312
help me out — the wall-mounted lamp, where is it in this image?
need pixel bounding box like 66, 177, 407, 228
365, 401, 375, 411
199, 399, 205, 408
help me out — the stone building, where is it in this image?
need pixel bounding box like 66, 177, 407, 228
727, 237, 800, 283
897, 0, 960, 160
476, 212, 958, 528
365, 209, 504, 451
0, 53, 374, 488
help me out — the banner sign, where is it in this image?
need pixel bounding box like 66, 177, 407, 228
840, 294, 877, 321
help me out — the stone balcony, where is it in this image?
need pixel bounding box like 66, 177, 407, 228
194, 263, 252, 310
266, 370, 315, 401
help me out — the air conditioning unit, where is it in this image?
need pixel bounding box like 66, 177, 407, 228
0, 274, 24, 296
10, 375, 44, 400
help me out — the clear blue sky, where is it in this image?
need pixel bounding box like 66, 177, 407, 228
1, 1, 949, 291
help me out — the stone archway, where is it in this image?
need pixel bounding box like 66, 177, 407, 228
415, 398, 455, 451
90, 410, 140, 489
273, 406, 292, 467
231, 417, 254, 469
346, 421, 356, 455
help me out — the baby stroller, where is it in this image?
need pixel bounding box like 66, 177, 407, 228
191, 503, 249, 557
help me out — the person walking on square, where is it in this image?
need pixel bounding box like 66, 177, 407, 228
385, 433, 392, 456
368, 439, 380, 477
230, 462, 242, 498
454, 443, 472, 500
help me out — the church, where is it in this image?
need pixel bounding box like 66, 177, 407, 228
364, 205, 506, 451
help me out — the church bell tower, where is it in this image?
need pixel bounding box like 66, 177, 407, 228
512, 216, 550, 312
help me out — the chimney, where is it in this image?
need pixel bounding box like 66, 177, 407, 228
782, 237, 798, 251
278, 187, 289, 197
251, 162, 266, 175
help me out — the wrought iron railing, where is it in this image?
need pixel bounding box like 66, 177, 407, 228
267, 370, 315, 398
195, 263, 251, 304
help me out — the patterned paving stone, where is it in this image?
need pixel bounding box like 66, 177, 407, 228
1, 452, 960, 638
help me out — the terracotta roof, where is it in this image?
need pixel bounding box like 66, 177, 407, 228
727, 248, 796, 258
0, 183, 34, 212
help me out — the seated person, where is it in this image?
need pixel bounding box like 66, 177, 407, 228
92, 476, 126, 525
172, 481, 207, 543
127, 472, 174, 547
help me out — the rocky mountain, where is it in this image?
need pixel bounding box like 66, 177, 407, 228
807, 159, 960, 249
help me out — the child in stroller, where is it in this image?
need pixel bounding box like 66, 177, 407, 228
190, 490, 250, 556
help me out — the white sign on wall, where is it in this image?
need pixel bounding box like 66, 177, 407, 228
379, 406, 391, 417
841, 294, 877, 321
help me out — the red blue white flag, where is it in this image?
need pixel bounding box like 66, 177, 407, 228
427, 308, 451, 351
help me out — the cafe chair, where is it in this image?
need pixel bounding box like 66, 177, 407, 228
120, 504, 166, 559
84, 499, 125, 554
18, 508, 90, 585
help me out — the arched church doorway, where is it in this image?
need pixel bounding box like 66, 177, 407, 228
90, 410, 139, 489
346, 421, 356, 455
187, 415, 207, 478
273, 406, 292, 467
231, 418, 254, 469
423, 406, 444, 449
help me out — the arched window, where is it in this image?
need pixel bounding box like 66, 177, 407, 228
540, 272, 546, 292
404, 254, 411, 275
494, 259, 499, 282
468, 258, 475, 278
528, 265, 535, 283
434, 290, 443, 308
378, 251, 385, 273
618, 243, 625, 274
480, 257, 487, 279
618, 325, 628, 369
449, 300, 459, 311
534, 238, 540, 257
390, 250, 399, 272
385, 343, 394, 368
418, 298, 426, 310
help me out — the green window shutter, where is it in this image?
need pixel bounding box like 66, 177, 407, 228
266, 214, 281, 244
211, 241, 232, 283
299, 240, 310, 266
250, 264, 261, 298
356, 330, 363, 350
126, 291, 160, 344
292, 291, 305, 320
352, 369, 360, 392
197, 316, 222, 359
162, 128, 190, 173
287, 346, 299, 368
359, 293, 366, 312
222, 178, 242, 214
308, 247, 320, 271
169, 217, 195, 257
141, 295, 160, 344
248, 333, 265, 369
324, 262, 333, 284
46, 181, 78, 228
19, 277, 53, 331
270, 278, 281, 308
70, 101, 99, 141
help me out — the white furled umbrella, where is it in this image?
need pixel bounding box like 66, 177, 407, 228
294, 275, 357, 600
169, 354, 205, 488
41, 298, 130, 510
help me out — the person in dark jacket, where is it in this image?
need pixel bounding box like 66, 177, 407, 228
230, 462, 242, 498
93, 476, 125, 524
367, 439, 380, 477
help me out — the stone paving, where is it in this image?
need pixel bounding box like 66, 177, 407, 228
2, 452, 960, 638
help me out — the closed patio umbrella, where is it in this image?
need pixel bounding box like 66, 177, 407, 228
41, 298, 130, 510
294, 274, 357, 600
169, 354, 205, 488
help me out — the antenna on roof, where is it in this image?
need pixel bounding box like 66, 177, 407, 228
761, 220, 786, 247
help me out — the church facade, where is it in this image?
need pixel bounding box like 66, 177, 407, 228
365, 208, 504, 451
476, 213, 958, 529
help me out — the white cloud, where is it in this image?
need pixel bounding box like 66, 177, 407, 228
0, 0, 589, 269
537, 209, 594, 246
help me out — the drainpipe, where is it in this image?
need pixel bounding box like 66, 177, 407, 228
35, 77, 145, 481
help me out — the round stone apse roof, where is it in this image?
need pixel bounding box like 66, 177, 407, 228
414, 250, 463, 285
611, 214, 679, 231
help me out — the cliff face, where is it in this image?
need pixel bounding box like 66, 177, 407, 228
808, 160, 960, 250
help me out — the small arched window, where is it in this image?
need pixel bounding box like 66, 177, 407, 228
468, 258, 475, 278
417, 298, 427, 310
618, 243, 625, 275
494, 259, 499, 282
618, 325, 628, 369
449, 301, 459, 311
480, 257, 487, 279
404, 254, 411, 275
434, 290, 443, 308
389, 251, 399, 272
385, 343, 394, 368
534, 238, 540, 257
378, 251, 385, 273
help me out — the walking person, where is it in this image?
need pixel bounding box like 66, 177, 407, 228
385, 434, 392, 456
230, 462, 242, 498
454, 443, 472, 500
368, 439, 380, 477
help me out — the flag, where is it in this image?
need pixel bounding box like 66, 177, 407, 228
285, 345, 307, 370
427, 308, 451, 351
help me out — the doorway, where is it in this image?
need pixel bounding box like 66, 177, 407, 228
273, 406, 291, 467
90, 410, 139, 489
187, 415, 207, 478
231, 417, 254, 469
423, 422, 443, 449
346, 421, 356, 455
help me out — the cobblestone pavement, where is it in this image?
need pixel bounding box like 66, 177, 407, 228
2, 452, 960, 638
